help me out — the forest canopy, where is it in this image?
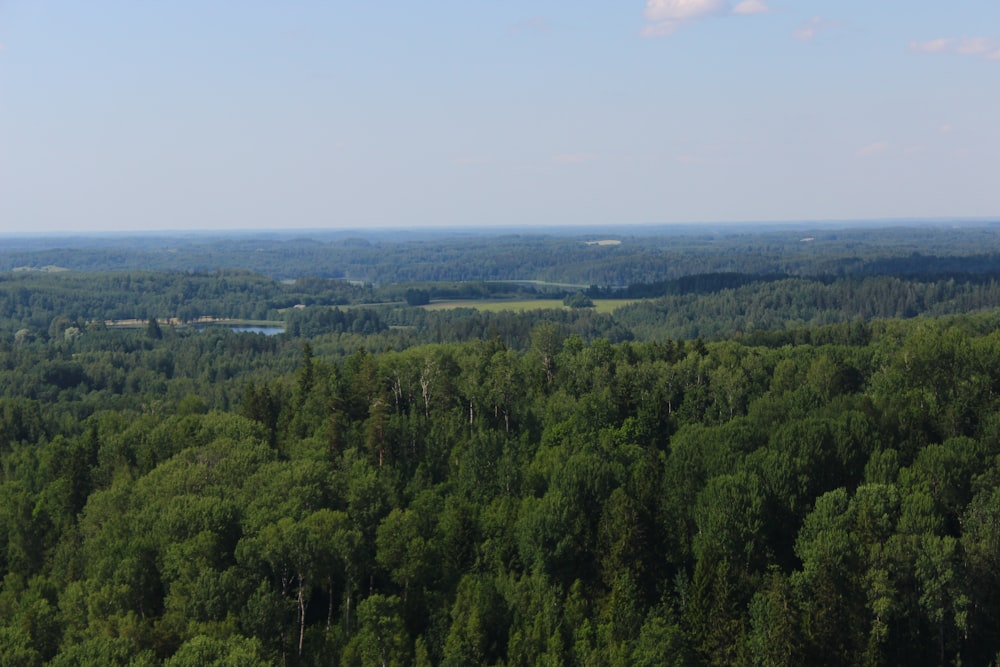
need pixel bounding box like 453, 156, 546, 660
1, 224, 1000, 665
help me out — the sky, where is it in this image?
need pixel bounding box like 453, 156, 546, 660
1, 1, 999, 233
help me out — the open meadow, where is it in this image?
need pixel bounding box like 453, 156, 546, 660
421, 298, 641, 314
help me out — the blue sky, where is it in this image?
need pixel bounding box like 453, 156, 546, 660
1, 1, 998, 233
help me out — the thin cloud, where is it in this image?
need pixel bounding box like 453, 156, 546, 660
856, 141, 889, 158
641, 0, 769, 38
732, 0, 770, 16
910, 38, 951, 54
910, 37, 1000, 61
552, 153, 598, 165
956, 37, 996, 55
452, 156, 499, 167
794, 16, 834, 42
642, 21, 683, 38
511, 16, 551, 35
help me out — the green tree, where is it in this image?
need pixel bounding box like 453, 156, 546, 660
962, 481, 1000, 663
792, 488, 864, 666
915, 535, 969, 665
747, 569, 802, 667
441, 575, 507, 667
342, 594, 410, 667
376, 506, 436, 603
563, 292, 594, 309
631, 605, 697, 667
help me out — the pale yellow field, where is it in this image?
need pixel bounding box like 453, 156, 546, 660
421, 299, 641, 314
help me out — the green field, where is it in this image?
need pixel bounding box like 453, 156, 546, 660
422, 298, 641, 314
105, 317, 284, 329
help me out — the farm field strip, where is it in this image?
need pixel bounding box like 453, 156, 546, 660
422, 298, 642, 314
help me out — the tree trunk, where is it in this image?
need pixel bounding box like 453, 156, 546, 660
420, 373, 432, 418
297, 575, 308, 657
326, 576, 334, 635
344, 588, 352, 637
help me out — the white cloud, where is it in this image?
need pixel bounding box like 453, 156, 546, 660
910, 36, 1000, 61
644, 0, 726, 22
641, 0, 768, 37
856, 141, 889, 158
794, 16, 831, 42
910, 38, 951, 54
732, 0, 770, 16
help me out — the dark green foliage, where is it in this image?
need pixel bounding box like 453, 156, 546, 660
404, 289, 431, 307
562, 291, 594, 308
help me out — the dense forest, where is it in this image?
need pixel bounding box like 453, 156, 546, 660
2, 225, 1000, 665
6, 223, 1000, 284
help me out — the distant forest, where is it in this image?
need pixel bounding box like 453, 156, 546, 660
2, 224, 1000, 665
5, 223, 1000, 284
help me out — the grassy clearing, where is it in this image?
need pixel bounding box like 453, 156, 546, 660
105, 317, 284, 329
592, 299, 642, 314
493, 279, 589, 290
422, 299, 642, 314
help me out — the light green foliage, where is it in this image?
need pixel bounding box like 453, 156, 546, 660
0, 625, 41, 667
631, 606, 696, 667
164, 635, 268, 667
49, 638, 157, 667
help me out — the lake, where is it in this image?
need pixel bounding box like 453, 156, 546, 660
228, 326, 285, 335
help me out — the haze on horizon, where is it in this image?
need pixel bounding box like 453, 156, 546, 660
1, 1, 998, 234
